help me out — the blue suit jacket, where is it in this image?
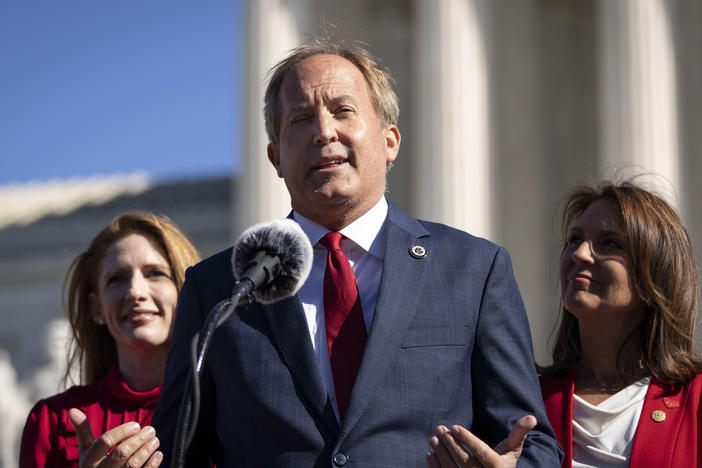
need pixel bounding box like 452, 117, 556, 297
152, 203, 562, 467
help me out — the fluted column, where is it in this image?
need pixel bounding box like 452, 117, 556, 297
413, 0, 492, 238
236, 0, 306, 234
599, 0, 680, 201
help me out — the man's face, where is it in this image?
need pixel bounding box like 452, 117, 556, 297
267, 54, 400, 229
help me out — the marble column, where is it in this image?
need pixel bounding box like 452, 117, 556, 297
235, 0, 307, 234
412, 0, 492, 239
599, 0, 681, 203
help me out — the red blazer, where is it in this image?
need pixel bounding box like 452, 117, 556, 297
540, 371, 702, 468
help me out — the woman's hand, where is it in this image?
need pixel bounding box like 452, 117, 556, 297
68, 408, 163, 468
427, 415, 536, 468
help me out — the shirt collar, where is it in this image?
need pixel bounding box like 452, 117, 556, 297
292, 197, 388, 259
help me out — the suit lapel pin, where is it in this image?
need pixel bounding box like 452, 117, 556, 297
663, 397, 679, 409
409, 245, 427, 259
651, 410, 666, 422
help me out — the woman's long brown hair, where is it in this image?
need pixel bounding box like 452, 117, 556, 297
543, 180, 701, 385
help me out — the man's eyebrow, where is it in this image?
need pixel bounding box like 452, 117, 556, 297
331, 94, 354, 103
291, 102, 312, 113
290, 95, 356, 113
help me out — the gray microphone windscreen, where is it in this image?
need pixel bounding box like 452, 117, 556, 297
231, 218, 312, 303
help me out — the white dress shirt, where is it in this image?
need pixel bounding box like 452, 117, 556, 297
292, 197, 388, 419
572, 377, 650, 468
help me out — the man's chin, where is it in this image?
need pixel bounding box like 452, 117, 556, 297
298, 187, 356, 208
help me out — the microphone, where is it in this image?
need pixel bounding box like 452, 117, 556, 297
173, 218, 313, 468
231, 218, 313, 303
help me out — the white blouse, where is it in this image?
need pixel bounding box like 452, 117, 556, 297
572, 377, 650, 468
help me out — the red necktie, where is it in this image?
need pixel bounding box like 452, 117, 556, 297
319, 232, 367, 420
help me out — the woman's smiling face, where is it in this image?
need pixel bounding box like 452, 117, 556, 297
90, 233, 178, 357
559, 199, 644, 327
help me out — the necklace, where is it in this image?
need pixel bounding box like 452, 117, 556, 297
575, 362, 649, 396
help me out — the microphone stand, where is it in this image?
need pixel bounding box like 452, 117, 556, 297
172, 251, 281, 468
172, 280, 252, 468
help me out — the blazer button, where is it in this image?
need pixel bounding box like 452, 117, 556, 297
333, 453, 349, 466
409, 244, 427, 259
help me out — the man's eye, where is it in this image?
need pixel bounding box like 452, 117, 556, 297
291, 114, 311, 124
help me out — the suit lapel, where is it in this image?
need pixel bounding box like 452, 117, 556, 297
340, 204, 431, 436
261, 295, 339, 435
629, 378, 685, 467
540, 373, 574, 468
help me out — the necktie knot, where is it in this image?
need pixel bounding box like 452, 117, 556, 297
320, 232, 343, 251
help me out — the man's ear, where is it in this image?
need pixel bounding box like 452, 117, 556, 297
267, 144, 283, 178
88, 292, 105, 325
384, 125, 401, 165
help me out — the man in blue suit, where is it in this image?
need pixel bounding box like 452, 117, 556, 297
152, 40, 562, 467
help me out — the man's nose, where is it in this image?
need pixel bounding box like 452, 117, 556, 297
312, 113, 338, 145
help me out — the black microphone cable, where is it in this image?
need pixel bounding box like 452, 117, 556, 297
173, 218, 312, 468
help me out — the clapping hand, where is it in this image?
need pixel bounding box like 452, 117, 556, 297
68, 408, 163, 468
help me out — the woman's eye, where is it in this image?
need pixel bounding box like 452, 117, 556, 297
147, 269, 171, 279
567, 234, 583, 246
602, 239, 623, 250
105, 275, 124, 286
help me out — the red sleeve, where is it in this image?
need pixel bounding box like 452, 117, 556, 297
19, 394, 81, 468
697, 380, 702, 467
19, 400, 54, 468
19, 376, 157, 468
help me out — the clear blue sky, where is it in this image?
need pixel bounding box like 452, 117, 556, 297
0, 1, 241, 185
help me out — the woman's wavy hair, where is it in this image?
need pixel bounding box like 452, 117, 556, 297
544, 180, 701, 385
62, 212, 200, 387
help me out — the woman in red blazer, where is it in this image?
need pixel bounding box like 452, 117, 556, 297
540, 180, 702, 468
19, 212, 199, 468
